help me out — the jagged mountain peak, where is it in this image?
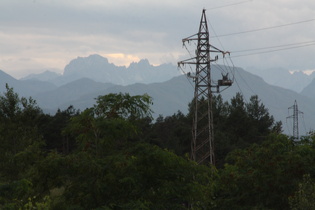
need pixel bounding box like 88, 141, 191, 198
59, 54, 180, 86
246, 67, 314, 93
128, 59, 151, 69
18, 55, 181, 87
63, 54, 113, 75
76, 54, 109, 63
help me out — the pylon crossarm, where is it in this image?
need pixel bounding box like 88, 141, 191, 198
182, 33, 198, 43
177, 57, 197, 66
210, 44, 225, 53
210, 45, 231, 57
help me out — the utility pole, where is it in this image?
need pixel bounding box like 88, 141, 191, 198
287, 100, 303, 141
178, 9, 232, 165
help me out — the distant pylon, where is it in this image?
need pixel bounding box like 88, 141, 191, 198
287, 100, 303, 141
178, 9, 232, 165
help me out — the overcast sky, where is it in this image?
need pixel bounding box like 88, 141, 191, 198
1, 0, 315, 78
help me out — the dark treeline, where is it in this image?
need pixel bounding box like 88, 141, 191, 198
0, 84, 315, 209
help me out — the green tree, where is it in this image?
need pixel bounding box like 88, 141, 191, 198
31, 93, 218, 209
213, 93, 281, 167
145, 111, 191, 156
289, 174, 315, 210
34, 143, 217, 209
216, 134, 315, 209
39, 106, 79, 154
246, 95, 280, 138
0, 84, 44, 208
0, 84, 44, 180
94, 92, 153, 120
63, 93, 153, 155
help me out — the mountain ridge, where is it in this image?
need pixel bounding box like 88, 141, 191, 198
18, 66, 315, 134
21, 54, 181, 87
0, 69, 57, 97
246, 67, 315, 93
18, 55, 315, 93
2, 56, 315, 135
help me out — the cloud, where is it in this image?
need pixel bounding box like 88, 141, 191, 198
103, 53, 140, 67
1, 0, 315, 78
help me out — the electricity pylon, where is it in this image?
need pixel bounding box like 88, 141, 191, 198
178, 9, 232, 165
287, 100, 303, 141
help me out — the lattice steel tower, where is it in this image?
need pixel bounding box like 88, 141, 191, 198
287, 100, 303, 141
178, 9, 232, 165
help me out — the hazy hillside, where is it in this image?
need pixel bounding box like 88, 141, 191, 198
31, 65, 315, 135
0, 70, 56, 97
247, 67, 314, 93
33, 78, 115, 113
20, 54, 315, 94
21, 70, 61, 82
0, 70, 19, 91
2, 64, 315, 135
55, 75, 194, 118
300, 77, 315, 99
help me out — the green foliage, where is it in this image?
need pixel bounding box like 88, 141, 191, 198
0, 83, 21, 120
146, 111, 191, 156
64, 93, 153, 155
289, 174, 315, 210
64, 109, 137, 155
39, 106, 79, 154
213, 93, 281, 167
146, 93, 281, 168
49, 93, 216, 208
0, 84, 42, 124
22, 196, 51, 210
0, 179, 32, 208
34, 143, 217, 209
224, 93, 278, 145
0, 84, 44, 180
217, 134, 315, 209
3, 87, 313, 209
94, 92, 153, 120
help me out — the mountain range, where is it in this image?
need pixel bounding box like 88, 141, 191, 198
2, 54, 315, 135
247, 66, 315, 93
20, 54, 181, 86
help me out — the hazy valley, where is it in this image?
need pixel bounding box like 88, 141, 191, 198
1, 54, 315, 135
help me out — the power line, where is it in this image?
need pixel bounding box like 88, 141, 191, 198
301, 114, 307, 136
230, 42, 315, 58
177, 66, 195, 89
231, 40, 315, 53
285, 118, 292, 136
207, 14, 254, 102
208, 20, 252, 102
211, 18, 315, 38
208, 17, 236, 82
207, 0, 253, 10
